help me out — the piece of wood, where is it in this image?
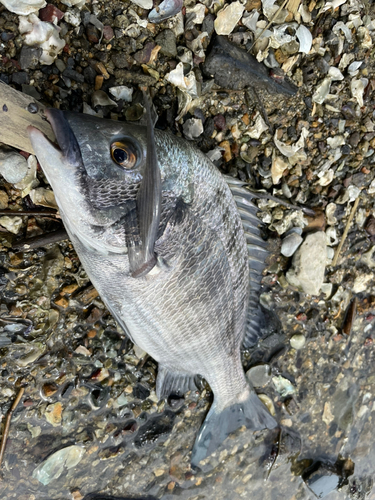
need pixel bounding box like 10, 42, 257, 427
0, 81, 55, 155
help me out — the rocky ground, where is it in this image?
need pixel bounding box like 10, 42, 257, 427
0, 0, 375, 499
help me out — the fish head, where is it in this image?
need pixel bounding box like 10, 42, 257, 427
28, 109, 151, 255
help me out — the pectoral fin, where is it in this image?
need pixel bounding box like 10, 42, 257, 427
127, 91, 162, 278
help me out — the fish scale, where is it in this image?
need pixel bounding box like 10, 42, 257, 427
28, 103, 277, 467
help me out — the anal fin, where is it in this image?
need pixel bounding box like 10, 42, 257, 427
156, 365, 197, 399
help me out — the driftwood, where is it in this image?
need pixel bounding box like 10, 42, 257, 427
0, 81, 55, 154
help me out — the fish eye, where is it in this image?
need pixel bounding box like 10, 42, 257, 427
110, 141, 137, 169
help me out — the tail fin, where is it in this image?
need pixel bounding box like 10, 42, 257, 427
191, 390, 277, 467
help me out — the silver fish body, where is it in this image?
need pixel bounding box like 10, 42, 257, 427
28, 104, 277, 466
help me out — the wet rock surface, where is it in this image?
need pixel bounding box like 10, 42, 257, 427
0, 0, 375, 499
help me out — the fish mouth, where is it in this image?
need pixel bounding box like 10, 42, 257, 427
44, 108, 84, 168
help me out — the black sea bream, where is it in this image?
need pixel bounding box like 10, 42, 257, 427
28, 95, 277, 466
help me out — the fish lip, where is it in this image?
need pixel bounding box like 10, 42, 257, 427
44, 108, 84, 168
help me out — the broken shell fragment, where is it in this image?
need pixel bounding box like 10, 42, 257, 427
33, 446, 85, 485
19, 14, 65, 65
109, 86, 134, 102
148, 0, 183, 23
0, 0, 46, 15
351, 78, 368, 107
274, 128, 308, 158
165, 62, 199, 98
296, 25, 312, 54
214, 2, 245, 36
183, 118, 204, 140
91, 90, 117, 108
130, 0, 152, 9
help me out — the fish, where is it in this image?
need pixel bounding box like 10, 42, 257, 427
27, 92, 277, 467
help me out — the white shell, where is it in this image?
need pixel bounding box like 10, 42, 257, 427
274, 127, 308, 158
109, 86, 134, 102
0, 0, 46, 16
296, 25, 312, 54
214, 1, 245, 36
19, 14, 65, 65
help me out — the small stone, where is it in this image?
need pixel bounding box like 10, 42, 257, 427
219, 140, 232, 162
0, 190, 8, 209
134, 43, 160, 65
11, 71, 29, 85
54, 296, 69, 308
64, 9, 81, 27
62, 283, 78, 294
19, 46, 42, 70
114, 15, 130, 30
39, 4, 64, 23
32, 445, 85, 485
290, 334, 306, 350
55, 58, 66, 72
281, 232, 303, 257
183, 118, 204, 140
86, 24, 100, 44
155, 29, 177, 58
286, 232, 327, 295
42, 382, 58, 398
45, 402, 63, 426
0, 216, 23, 234
154, 468, 165, 477
272, 375, 296, 397
62, 68, 85, 83
246, 364, 271, 387
103, 25, 114, 41
203, 36, 297, 95
214, 2, 245, 36
95, 75, 103, 91
111, 52, 133, 70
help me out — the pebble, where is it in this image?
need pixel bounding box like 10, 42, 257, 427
39, 4, 64, 23
0, 150, 28, 183
19, 46, 42, 70
183, 118, 204, 140
272, 375, 296, 397
0, 190, 8, 209
155, 29, 177, 58
286, 232, 327, 295
203, 36, 297, 95
281, 232, 303, 257
290, 334, 306, 350
32, 445, 85, 485
0, 216, 23, 234
11, 72, 29, 85
61, 68, 84, 83
246, 364, 271, 387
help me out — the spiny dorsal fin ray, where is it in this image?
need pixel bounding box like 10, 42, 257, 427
224, 176, 270, 348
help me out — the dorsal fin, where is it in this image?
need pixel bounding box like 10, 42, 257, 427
224, 176, 269, 348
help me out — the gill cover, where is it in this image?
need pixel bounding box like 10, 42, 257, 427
126, 91, 162, 278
